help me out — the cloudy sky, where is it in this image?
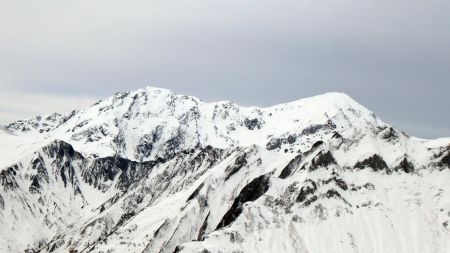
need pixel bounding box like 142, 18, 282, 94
1, 0, 449, 138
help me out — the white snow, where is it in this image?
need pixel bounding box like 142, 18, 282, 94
0, 87, 448, 253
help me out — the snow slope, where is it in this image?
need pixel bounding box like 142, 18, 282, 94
0, 87, 449, 253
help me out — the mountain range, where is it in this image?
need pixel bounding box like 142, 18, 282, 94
0, 87, 449, 253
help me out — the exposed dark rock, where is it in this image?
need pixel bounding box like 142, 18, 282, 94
302, 121, 336, 136
48, 239, 65, 252
364, 183, 375, 190
287, 135, 297, 144
379, 127, 399, 142
151, 219, 169, 239
311, 141, 324, 150
266, 134, 298, 151
164, 130, 184, 157
279, 154, 302, 179
224, 153, 248, 181
60, 161, 77, 188
216, 174, 271, 229
27, 155, 50, 194
266, 138, 282, 150
244, 118, 262, 130
395, 157, 414, 173
29, 176, 42, 194
438, 151, 450, 168
0, 194, 4, 210
43, 140, 82, 160
296, 179, 317, 202
187, 146, 224, 169
309, 151, 337, 171
84, 156, 156, 191
351, 182, 375, 191
173, 246, 184, 253
0, 165, 19, 191
325, 189, 341, 199
116, 158, 156, 190
116, 211, 135, 227
31, 155, 49, 183
187, 182, 205, 202
197, 212, 210, 241
332, 132, 342, 139
135, 137, 154, 159
303, 195, 318, 207
135, 127, 163, 160
85, 157, 121, 189
301, 124, 325, 135
323, 177, 348, 191
354, 154, 390, 173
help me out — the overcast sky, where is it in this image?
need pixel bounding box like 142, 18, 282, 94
1, 0, 449, 138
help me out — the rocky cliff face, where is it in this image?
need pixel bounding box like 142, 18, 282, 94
0, 87, 449, 253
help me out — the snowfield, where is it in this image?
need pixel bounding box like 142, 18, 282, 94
0, 87, 449, 253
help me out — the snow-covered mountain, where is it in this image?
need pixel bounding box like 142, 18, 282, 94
0, 87, 449, 253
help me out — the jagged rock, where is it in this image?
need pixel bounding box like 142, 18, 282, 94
244, 118, 262, 130
354, 154, 390, 173
438, 150, 450, 168
301, 121, 336, 136
266, 134, 298, 151
322, 176, 348, 191
296, 179, 317, 202
116, 211, 135, 227
309, 151, 337, 171
224, 153, 248, 181
0, 165, 19, 191
301, 124, 325, 135
266, 138, 282, 150
351, 182, 375, 191
287, 135, 297, 144
303, 195, 318, 207
29, 176, 42, 194
395, 157, 414, 173
325, 189, 342, 199
279, 154, 302, 179
216, 175, 271, 229
379, 127, 399, 142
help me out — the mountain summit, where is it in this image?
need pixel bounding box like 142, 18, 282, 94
0, 87, 449, 252
2, 87, 382, 165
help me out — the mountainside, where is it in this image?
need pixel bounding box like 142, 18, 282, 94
0, 87, 449, 253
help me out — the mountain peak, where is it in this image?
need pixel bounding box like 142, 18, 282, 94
1, 87, 384, 164
1, 87, 449, 253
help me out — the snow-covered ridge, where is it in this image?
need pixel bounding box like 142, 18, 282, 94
4, 86, 445, 167
0, 87, 449, 253
2, 87, 448, 171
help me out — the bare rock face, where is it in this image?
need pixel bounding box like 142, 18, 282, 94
217, 174, 271, 229
279, 154, 302, 179
395, 157, 415, 173
354, 154, 390, 173
0, 87, 449, 253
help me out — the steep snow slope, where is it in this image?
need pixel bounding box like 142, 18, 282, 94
0, 87, 449, 253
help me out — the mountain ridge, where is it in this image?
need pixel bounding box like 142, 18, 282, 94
0, 87, 449, 253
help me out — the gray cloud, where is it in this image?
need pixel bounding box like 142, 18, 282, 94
0, 0, 449, 138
